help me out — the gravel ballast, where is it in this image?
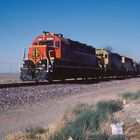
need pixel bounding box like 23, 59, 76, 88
0, 78, 140, 139
0, 80, 122, 113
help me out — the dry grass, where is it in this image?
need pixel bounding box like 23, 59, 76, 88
47, 100, 123, 140
5, 126, 49, 140
5, 131, 49, 140
60, 112, 75, 124
48, 123, 64, 136
100, 120, 112, 135
5, 99, 140, 140
123, 120, 140, 140
100, 112, 121, 136
122, 91, 140, 104
5, 112, 75, 140
100, 118, 140, 140
5, 132, 26, 140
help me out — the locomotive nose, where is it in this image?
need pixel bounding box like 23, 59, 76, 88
29, 45, 47, 63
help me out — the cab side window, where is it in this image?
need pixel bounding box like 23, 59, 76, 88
47, 41, 54, 47
105, 54, 108, 58
55, 41, 60, 48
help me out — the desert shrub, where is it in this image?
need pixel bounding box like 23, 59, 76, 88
122, 91, 140, 100
96, 100, 123, 122
96, 100, 122, 114
73, 103, 92, 115
25, 125, 47, 134
24, 125, 48, 139
49, 109, 98, 140
5, 132, 26, 140
49, 100, 123, 140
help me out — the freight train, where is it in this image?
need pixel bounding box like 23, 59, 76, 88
20, 31, 140, 81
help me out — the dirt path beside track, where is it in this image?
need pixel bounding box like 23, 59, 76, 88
1, 78, 140, 139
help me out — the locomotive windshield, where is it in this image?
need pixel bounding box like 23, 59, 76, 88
39, 41, 54, 47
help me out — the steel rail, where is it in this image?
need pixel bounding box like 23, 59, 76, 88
0, 82, 49, 89
0, 75, 139, 89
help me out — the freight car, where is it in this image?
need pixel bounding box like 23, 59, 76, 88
20, 32, 100, 81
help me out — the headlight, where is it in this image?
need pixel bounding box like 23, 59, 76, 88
39, 61, 41, 64
22, 61, 25, 65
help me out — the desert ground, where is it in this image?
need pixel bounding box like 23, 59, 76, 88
0, 74, 140, 139
0, 73, 21, 84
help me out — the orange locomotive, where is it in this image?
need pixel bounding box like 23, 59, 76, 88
20, 31, 99, 81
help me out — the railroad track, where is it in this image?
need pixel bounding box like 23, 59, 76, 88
0, 76, 137, 89
0, 79, 99, 89
0, 81, 50, 89
0, 79, 90, 89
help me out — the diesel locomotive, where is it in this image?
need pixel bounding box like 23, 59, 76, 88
20, 31, 140, 81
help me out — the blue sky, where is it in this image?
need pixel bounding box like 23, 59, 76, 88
0, 0, 140, 73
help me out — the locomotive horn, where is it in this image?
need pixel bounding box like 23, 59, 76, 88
56, 34, 63, 38
43, 31, 49, 34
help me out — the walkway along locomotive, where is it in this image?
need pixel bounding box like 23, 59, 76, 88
20, 31, 140, 81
